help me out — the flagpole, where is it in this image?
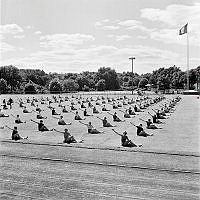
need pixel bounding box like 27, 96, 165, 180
187, 24, 189, 90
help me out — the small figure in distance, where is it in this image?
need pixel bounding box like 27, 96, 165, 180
0, 109, 9, 117
96, 116, 116, 127
139, 118, 161, 129
52, 108, 60, 115
36, 110, 47, 119
74, 111, 85, 120
108, 112, 125, 122
83, 109, 92, 116
62, 106, 69, 113
102, 105, 109, 111
53, 115, 71, 125
92, 106, 100, 114
12, 114, 26, 124
23, 106, 32, 113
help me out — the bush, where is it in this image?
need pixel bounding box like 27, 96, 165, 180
0, 78, 8, 94
24, 83, 37, 94
63, 79, 79, 92
83, 85, 90, 92
49, 78, 63, 93
96, 79, 106, 91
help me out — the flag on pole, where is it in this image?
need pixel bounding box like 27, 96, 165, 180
179, 23, 188, 35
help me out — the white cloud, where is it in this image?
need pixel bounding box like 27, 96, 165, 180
137, 35, 147, 40
0, 24, 24, 35
0, 42, 16, 52
14, 35, 25, 39
34, 31, 42, 35
118, 20, 153, 33
95, 19, 152, 33
1, 43, 182, 73
108, 34, 131, 41
102, 25, 119, 30
141, 3, 200, 46
95, 20, 119, 31
118, 20, 141, 27
25, 25, 32, 29
141, 3, 200, 28
39, 33, 95, 50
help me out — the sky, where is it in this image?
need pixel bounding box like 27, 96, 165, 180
0, 0, 200, 74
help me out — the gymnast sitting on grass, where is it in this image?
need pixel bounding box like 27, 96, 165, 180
6, 126, 28, 141
0, 109, 9, 117
51, 108, 60, 115
96, 116, 116, 127
108, 112, 125, 122
130, 123, 153, 137
79, 121, 104, 134
53, 128, 83, 144
11, 114, 26, 124
112, 129, 142, 148
53, 115, 71, 125
139, 118, 161, 129
30, 119, 53, 132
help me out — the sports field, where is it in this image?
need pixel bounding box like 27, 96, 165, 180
0, 93, 199, 153
1, 93, 200, 199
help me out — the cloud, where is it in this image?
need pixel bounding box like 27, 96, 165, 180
14, 35, 25, 39
25, 25, 32, 29
141, 3, 200, 46
95, 19, 152, 33
39, 33, 95, 50
1, 43, 182, 74
108, 34, 131, 41
34, 31, 42, 35
141, 3, 200, 28
0, 24, 24, 35
101, 25, 119, 30
149, 28, 200, 46
0, 42, 16, 52
118, 20, 149, 31
95, 20, 119, 31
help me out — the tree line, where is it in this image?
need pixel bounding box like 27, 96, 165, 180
0, 65, 199, 94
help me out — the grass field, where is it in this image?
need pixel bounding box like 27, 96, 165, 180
0, 93, 199, 153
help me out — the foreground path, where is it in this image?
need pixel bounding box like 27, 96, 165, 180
1, 142, 200, 200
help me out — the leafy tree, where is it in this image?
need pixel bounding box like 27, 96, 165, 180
83, 85, 90, 91
76, 75, 90, 90
138, 78, 148, 88
96, 67, 120, 90
63, 79, 79, 92
49, 78, 63, 93
0, 65, 22, 91
96, 79, 106, 91
189, 69, 197, 88
0, 78, 8, 94
128, 77, 140, 87
24, 82, 37, 94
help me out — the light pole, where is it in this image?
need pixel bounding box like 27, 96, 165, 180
129, 57, 135, 95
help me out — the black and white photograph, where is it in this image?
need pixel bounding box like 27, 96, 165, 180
0, 0, 200, 199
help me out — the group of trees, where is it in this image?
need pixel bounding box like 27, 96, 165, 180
0, 65, 199, 94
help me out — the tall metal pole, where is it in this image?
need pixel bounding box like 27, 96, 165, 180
129, 57, 135, 95
187, 30, 189, 90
